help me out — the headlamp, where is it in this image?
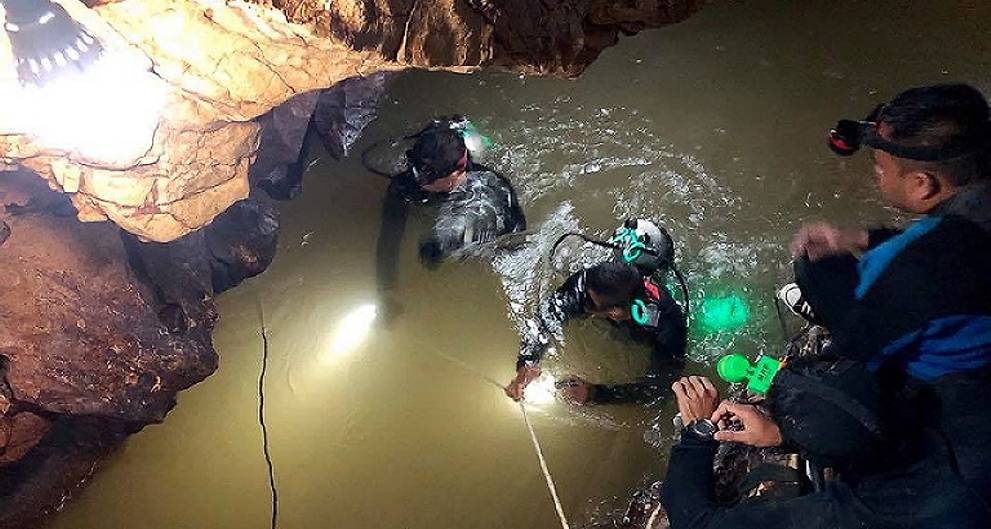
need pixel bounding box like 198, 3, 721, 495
828, 103, 989, 161
2, 0, 104, 87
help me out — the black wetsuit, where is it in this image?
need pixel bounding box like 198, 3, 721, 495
376, 161, 526, 292
515, 266, 686, 404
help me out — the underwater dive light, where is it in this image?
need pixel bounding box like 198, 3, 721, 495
2, 0, 104, 87
450, 116, 493, 155
698, 292, 750, 333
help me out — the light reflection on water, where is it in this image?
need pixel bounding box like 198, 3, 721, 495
50, 1, 991, 528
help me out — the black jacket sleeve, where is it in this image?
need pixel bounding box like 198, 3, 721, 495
515, 271, 587, 370
660, 433, 854, 529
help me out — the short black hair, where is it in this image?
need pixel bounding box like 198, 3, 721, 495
585, 261, 643, 309
407, 127, 466, 184
878, 84, 990, 186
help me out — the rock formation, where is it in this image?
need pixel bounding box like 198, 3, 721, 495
0, 171, 278, 528
0, 0, 701, 242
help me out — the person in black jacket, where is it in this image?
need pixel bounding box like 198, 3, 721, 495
504, 220, 687, 405
777, 83, 991, 505
660, 366, 990, 529
375, 118, 526, 314
780, 84, 991, 377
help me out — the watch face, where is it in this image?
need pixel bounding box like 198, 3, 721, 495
691, 419, 717, 437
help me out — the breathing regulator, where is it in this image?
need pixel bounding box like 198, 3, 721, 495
551, 218, 689, 326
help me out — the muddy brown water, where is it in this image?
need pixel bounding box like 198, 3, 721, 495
50, 1, 990, 528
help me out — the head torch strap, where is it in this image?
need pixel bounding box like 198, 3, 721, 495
863, 126, 984, 162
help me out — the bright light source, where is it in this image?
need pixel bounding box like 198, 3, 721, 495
324, 304, 378, 362
3, 0, 104, 86
523, 373, 557, 405
13, 50, 167, 163
463, 133, 485, 155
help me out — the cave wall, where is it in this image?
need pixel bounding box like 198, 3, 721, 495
0, 0, 702, 243
0, 171, 279, 529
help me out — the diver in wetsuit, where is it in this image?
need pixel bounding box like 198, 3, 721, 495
504, 219, 687, 405
376, 117, 526, 313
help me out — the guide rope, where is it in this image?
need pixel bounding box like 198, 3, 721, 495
519, 401, 572, 529
428, 349, 571, 529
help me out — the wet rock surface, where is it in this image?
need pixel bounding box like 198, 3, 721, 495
250, 72, 397, 201
0, 170, 278, 527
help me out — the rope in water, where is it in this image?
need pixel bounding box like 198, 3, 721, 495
519, 401, 571, 529
257, 307, 279, 529
427, 349, 571, 529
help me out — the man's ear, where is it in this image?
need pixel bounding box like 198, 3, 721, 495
908, 170, 942, 201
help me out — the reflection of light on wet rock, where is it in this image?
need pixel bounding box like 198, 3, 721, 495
325, 304, 378, 362
523, 373, 557, 405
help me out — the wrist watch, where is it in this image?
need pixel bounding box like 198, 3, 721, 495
687, 418, 718, 440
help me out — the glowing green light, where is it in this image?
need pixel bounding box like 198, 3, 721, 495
699, 293, 750, 333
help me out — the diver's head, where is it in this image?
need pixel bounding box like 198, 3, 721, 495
407, 127, 469, 193
831, 84, 990, 214
766, 357, 885, 471
585, 261, 643, 322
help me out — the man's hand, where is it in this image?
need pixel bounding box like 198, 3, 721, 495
504, 365, 541, 401
557, 375, 595, 405
671, 376, 719, 422
790, 222, 869, 262
710, 400, 783, 447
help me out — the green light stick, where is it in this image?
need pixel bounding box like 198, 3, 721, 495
716, 353, 781, 395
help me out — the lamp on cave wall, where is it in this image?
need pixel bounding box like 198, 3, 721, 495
1, 0, 166, 163
2, 0, 103, 86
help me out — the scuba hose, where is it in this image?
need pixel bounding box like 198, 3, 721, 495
549, 231, 692, 319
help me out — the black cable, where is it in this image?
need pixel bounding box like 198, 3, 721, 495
257, 304, 279, 529
672, 265, 691, 319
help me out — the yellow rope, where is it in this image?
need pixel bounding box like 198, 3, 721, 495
428, 349, 571, 529
519, 402, 571, 529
